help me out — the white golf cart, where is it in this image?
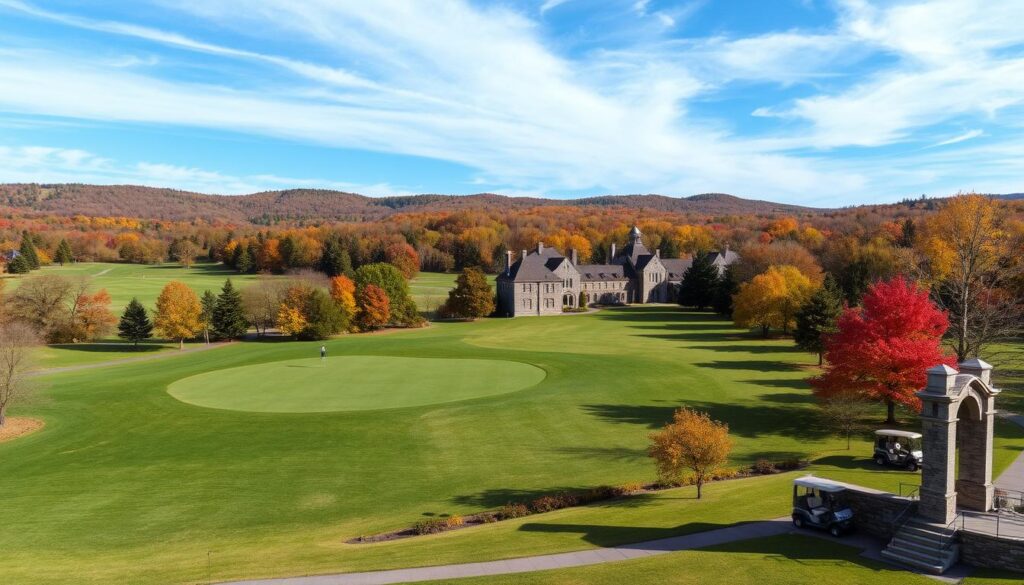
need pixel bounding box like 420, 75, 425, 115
873, 430, 923, 471
791, 476, 854, 537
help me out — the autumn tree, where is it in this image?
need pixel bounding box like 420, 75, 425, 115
276, 286, 309, 338
794, 275, 844, 365
356, 284, 391, 331
811, 277, 955, 423
67, 287, 117, 342
301, 289, 347, 340
169, 238, 199, 269
385, 242, 420, 279
0, 322, 39, 428
678, 252, 719, 310
6, 274, 74, 342
440, 267, 495, 319
732, 265, 816, 337
328, 275, 357, 330
918, 193, 1022, 360
118, 298, 154, 347
154, 281, 203, 350
54, 238, 74, 265
648, 408, 733, 499
200, 290, 217, 344
817, 391, 874, 450
241, 277, 289, 337
732, 241, 822, 285
212, 279, 248, 339
354, 263, 419, 326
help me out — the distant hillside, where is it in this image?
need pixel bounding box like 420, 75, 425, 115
0, 183, 819, 223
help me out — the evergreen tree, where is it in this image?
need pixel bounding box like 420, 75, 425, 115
6, 254, 31, 274
711, 265, 737, 317
319, 240, 353, 277
279, 235, 297, 270
200, 289, 217, 344
19, 232, 40, 270
118, 297, 154, 348
235, 246, 253, 274
212, 279, 248, 339
54, 239, 74, 265
678, 252, 720, 310
794, 275, 844, 365
441, 267, 495, 319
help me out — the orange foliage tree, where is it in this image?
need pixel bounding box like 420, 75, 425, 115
153, 281, 203, 349
355, 284, 390, 331
384, 242, 420, 279
648, 408, 733, 499
70, 288, 117, 341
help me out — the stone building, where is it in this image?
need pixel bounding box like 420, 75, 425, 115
496, 226, 737, 317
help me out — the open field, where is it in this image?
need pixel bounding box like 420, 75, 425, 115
3, 305, 1023, 584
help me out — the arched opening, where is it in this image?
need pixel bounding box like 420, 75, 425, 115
955, 392, 991, 511
562, 293, 574, 308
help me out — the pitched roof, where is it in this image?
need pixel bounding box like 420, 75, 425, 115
497, 252, 563, 282
634, 253, 657, 272
707, 249, 740, 266
661, 258, 693, 279
576, 264, 627, 281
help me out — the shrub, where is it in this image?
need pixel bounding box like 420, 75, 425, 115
477, 511, 498, 524
412, 518, 448, 535
497, 502, 530, 520
753, 459, 777, 474
775, 458, 807, 471
617, 482, 645, 495
712, 467, 739, 481
444, 515, 464, 529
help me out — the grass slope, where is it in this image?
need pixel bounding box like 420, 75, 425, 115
1, 307, 1021, 584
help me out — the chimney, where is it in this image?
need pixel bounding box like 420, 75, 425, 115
724, 243, 731, 254
611, 243, 616, 259
925, 364, 958, 395
959, 358, 993, 385
571, 248, 578, 265
505, 250, 514, 275
537, 242, 544, 254
655, 249, 660, 258
521, 249, 528, 262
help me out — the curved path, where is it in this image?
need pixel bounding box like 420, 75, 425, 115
223, 519, 792, 585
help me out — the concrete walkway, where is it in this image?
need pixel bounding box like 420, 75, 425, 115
223, 519, 792, 585
995, 413, 1024, 493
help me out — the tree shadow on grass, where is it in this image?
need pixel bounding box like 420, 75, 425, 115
551, 446, 648, 462
594, 307, 717, 324
450, 488, 658, 510
813, 454, 890, 472
582, 401, 829, 440
695, 360, 802, 373
48, 343, 163, 354
688, 344, 800, 354
516, 521, 748, 548
759, 392, 814, 404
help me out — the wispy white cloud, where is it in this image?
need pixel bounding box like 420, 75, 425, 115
539, 0, 572, 14
0, 145, 410, 195
932, 129, 984, 147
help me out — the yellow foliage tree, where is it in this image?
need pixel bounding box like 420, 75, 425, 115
153, 281, 203, 349
732, 265, 817, 337
648, 407, 733, 499
673, 225, 715, 254
328, 275, 357, 331
276, 286, 310, 337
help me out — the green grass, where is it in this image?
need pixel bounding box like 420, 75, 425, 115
1, 306, 1021, 584
417, 534, 935, 585
30, 342, 179, 371
167, 356, 546, 412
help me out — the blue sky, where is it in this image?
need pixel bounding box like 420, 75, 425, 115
1, 0, 1023, 205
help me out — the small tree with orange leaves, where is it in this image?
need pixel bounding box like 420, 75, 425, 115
153, 281, 203, 350
648, 408, 732, 499
356, 284, 391, 331
329, 275, 357, 330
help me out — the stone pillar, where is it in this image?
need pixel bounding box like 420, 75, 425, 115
917, 365, 959, 524
955, 359, 996, 512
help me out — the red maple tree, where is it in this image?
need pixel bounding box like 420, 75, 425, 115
811, 276, 956, 423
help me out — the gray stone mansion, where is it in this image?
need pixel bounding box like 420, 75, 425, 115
496, 226, 738, 317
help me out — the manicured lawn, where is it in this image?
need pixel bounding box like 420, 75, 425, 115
418, 534, 936, 585
1, 306, 1021, 584
168, 356, 546, 412
30, 342, 180, 371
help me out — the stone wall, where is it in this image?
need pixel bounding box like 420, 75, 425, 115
961, 531, 1024, 573
844, 487, 917, 539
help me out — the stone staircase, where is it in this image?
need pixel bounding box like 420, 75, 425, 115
881, 516, 960, 574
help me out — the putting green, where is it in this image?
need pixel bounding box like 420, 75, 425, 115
167, 356, 546, 413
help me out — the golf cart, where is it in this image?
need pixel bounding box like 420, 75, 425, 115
873, 430, 923, 471
791, 476, 854, 537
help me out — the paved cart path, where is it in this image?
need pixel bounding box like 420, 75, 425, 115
995, 412, 1024, 493
222, 519, 792, 585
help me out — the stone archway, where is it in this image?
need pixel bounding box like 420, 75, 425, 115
917, 359, 1000, 524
